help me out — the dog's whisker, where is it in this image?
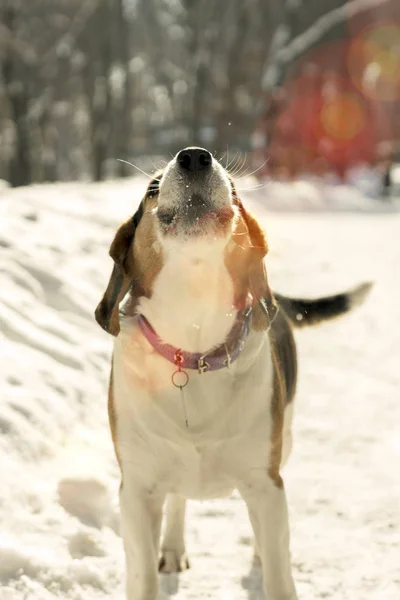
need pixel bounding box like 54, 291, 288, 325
227, 152, 242, 174
229, 154, 248, 178
235, 181, 269, 188
235, 184, 270, 192
117, 159, 159, 180
225, 145, 230, 169
232, 152, 244, 172
231, 152, 247, 173
218, 150, 227, 164
150, 158, 167, 171
235, 158, 270, 181
226, 150, 240, 172
232, 153, 248, 178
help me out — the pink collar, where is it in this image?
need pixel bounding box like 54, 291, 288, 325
137, 308, 252, 374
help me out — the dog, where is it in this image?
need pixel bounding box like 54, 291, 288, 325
95, 147, 371, 600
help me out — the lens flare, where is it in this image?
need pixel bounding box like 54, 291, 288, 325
348, 23, 400, 101
320, 94, 366, 142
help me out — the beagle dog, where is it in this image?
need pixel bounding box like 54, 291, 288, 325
95, 147, 371, 600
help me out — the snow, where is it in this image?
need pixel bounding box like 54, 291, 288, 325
239, 168, 400, 212
1, 176, 400, 599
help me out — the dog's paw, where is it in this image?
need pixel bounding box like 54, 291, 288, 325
158, 549, 190, 573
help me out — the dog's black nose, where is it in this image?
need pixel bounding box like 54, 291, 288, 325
177, 147, 212, 172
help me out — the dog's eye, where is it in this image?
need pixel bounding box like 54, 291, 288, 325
157, 209, 175, 226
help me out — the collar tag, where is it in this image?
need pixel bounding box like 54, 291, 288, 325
198, 357, 210, 374
223, 343, 232, 369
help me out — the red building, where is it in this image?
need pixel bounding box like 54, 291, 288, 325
256, 22, 400, 180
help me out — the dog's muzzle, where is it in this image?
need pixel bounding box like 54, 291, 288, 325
157, 146, 233, 235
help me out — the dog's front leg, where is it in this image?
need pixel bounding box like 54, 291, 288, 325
120, 481, 164, 600
240, 477, 298, 600
159, 494, 190, 573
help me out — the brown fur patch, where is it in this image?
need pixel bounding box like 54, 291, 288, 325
268, 344, 286, 488
234, 198, 269, 256
224, 209, 254, 308
95, 197, 163, 334
270, 310, 297, 405
267, 310, 297, 487
124, 197, 163, 315
226, 198, 276, 330
95, 217, 138, 335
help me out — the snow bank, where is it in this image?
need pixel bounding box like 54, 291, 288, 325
0, 179, 143, 600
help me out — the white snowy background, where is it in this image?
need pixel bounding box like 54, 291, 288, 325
1, 172, 400, 599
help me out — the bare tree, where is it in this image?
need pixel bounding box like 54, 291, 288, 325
1, 0, 33, 186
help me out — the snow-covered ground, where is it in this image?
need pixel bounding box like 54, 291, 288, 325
250, 164, 400, 212
1, 176, 400, 600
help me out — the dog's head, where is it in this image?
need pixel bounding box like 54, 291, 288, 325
95, 147, 276, 335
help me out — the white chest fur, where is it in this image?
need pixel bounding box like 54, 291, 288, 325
137, 236, 237, 353
112, 318, 274, 500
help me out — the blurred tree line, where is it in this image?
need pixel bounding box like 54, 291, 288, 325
0, 0, 396, 186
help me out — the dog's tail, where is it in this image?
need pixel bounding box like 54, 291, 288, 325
274, 281, 373, 328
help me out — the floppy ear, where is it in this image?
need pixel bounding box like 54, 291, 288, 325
235, 198, 278, 331
95, 203, 143, 336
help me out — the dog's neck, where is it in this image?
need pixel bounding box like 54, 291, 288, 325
137, 237, 238, 354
